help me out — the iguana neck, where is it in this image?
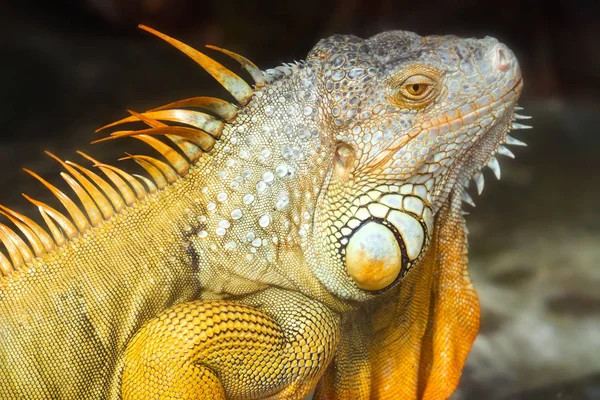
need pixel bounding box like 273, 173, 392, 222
178, 65, 350, 310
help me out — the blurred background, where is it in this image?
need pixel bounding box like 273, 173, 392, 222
0, 1, 599, 399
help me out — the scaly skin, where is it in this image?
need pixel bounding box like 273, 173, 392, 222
0, 28, 525, 399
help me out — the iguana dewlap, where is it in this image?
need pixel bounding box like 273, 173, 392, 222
0, 26, 529, 399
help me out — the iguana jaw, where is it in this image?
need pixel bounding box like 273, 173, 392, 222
436, 76, 526, 213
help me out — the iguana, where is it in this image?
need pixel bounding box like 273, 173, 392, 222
0, 25, 530, 399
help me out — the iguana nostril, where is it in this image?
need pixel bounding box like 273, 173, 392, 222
492, 44, 511, 72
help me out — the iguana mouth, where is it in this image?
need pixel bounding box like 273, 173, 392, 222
512, 77, 523, 92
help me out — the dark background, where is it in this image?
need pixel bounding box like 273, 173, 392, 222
0, 1, 599, 399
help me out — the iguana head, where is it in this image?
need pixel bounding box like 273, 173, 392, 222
304, 31, 525, 300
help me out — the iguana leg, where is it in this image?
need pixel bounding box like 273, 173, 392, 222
121, 289, 340, 400
314, 193, 480, 400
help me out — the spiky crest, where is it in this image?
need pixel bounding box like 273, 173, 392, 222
0, 26, 263, 278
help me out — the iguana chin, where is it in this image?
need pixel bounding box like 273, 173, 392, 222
0, 25, 529, 399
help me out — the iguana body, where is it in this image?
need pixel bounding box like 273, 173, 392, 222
0, 26, 528, 399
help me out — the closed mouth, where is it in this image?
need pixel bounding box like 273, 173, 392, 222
509, 77, 523, 94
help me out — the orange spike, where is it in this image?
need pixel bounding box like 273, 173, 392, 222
46, 152, 115, 221
148, 96, 238, 121
0, 224, 24, 270
121, 155, 178, 184
0, 209, 45, 257
60, 173, 103, 227
90, 133, 127, 144
69, 156, 125, 213
74, 152, 136, 207
0, 205, 56, 252
139, 25, 254, 105
128, 157, 167, 190
139, 156, 178, 184
0, 224, 34, 263
23, 195, 77, 240
133, 134, 189, 176
23, 169, 90, 233
0, 251, 13, 277
99, 110, 223, 138
101, 111, 203, 163
166, 135, 203, 163
97, 111, 166, 133
127, 110, 166, 128
109, 126, 216, 152
133, 174, 158, 194
205, 45, 265, 87
97, 164, 147, 201
95, 166, 136, 206
37, 206, 66, 246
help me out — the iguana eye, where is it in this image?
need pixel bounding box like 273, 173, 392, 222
387, 66, 442, 109
399, 75, 435, 100
406, 83, 428, 96
407, 83, 426, 95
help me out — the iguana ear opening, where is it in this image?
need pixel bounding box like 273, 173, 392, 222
333, 143, 356, 181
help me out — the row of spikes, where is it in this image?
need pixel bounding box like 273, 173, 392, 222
0, 26, 265, 277
461, 108, 532, 210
